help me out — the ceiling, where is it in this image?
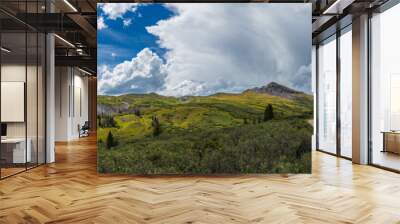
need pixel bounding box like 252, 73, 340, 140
311, 0, 390, 43
0, 0, 97, 74
0, 0, 393, 75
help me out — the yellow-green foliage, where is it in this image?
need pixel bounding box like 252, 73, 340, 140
97, 91, 313, 174
98, 92, 312, 142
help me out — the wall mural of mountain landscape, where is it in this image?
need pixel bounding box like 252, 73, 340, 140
97, 3, 312, 174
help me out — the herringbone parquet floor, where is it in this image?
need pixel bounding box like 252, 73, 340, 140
1, 135, 400, 224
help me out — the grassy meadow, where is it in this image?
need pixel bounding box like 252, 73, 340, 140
97, 90, 313, 174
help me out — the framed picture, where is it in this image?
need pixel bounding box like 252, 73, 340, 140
97, 3, 312, 174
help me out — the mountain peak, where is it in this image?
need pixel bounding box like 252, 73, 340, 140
244, 82, 302, 99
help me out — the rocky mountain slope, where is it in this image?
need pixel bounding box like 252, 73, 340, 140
244, 82, 303, 99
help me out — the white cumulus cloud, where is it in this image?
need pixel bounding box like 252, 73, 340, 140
159, 79, 246, 97
147, 3, 312, 95
99, 4, 312, 96
98, 3, 138, 20
98, 48, 167, 95
160, 80, 206, 97
292, 64, 312, 93
97, 16, 107, 30
123, 18, 132, 27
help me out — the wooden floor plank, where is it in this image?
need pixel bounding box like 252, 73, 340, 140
0, 135, 400, 223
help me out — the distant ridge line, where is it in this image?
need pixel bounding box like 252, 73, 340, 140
244, 82, 303, 99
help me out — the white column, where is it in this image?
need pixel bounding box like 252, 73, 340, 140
45, 0, 56, 163
352, 14, 369, 164
46, 32, 55, 163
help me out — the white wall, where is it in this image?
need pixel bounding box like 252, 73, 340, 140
55, 67, 69, 141
71, 73, 89, 138
1, 65, 40, 138
1, 63, 46, 164
55, 67, 89, 141
1, 65, 26, 139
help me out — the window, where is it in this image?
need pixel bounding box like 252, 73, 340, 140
0, 1, 46, 179
317, 35, 337, 154
370, 3, 400, 171
339, 26, 352, 158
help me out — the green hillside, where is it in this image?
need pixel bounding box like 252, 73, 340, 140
97, 90, 313, 174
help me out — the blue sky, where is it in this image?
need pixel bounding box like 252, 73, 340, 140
97, 3, 311, 96
98, 4, 173, 67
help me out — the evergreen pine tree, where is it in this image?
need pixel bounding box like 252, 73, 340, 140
264, 104, 274, 122
106, 131, 115, 149
152, 116, 161, 137
134, 109, 141, 117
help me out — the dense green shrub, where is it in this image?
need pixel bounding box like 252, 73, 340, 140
98, 115, 118, 128
98, 120, 312, 174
